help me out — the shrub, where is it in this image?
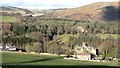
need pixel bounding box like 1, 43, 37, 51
25, 44, 33, 53
32, 42, 42, 53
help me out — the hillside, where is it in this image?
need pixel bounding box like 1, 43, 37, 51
46, 2, 119, 23
0, 6, 32, 14
1, 2, 119, 62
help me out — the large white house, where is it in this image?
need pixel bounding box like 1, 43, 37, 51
74, 42, 98, 60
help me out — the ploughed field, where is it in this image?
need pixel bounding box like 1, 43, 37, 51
1, 52, 119, 68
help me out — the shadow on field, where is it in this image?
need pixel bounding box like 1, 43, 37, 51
19, 58, 55, 64
2, 65, 119, 68
2, 56, 61, 65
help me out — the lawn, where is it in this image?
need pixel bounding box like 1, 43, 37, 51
1, 52, 119, 68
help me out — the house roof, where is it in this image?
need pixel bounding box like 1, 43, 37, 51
77, 49, 90, 55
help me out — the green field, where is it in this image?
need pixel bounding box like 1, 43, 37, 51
56, 34, 77, 42
55, 34, 118, 43
0, 16, 19, 22
96, 34, 119, 39
2, 52, 119, 68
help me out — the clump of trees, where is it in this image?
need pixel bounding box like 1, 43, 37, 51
25, 42, 42, 53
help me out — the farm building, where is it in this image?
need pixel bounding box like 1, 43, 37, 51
6, 43, 16, 51
74, 42, 98, 60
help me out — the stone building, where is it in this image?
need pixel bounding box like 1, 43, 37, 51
74, 42, 98, 60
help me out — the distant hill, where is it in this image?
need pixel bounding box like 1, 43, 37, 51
0, 6, 32, 14
45, 2, 119, 23
1, 2, 119, 23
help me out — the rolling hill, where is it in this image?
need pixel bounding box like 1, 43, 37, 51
0, 6, 32, 14
0, 2, 119, 23
45, 2, 119, 23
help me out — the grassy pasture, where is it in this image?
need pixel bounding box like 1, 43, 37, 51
2, 52, 119, 68
0, 16, 19, 22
